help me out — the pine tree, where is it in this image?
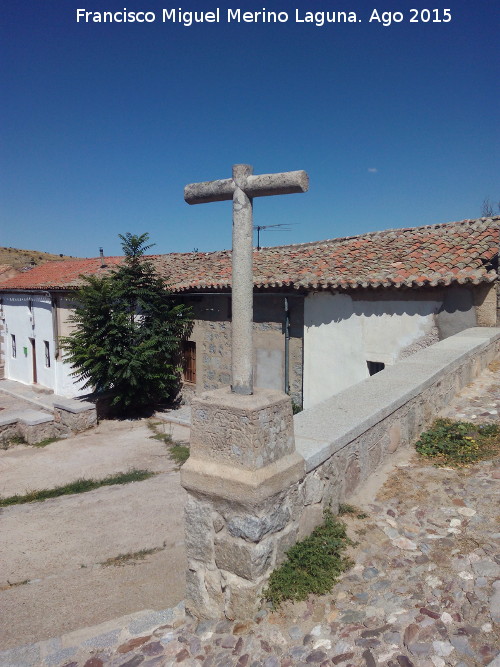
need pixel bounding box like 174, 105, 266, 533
62, 233, 192, 414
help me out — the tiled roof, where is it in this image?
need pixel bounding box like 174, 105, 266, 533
0, 257, 123, 290
1, 217, 498, 293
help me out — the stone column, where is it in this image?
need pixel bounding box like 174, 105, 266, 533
231, 164, 254, 395
181, 387, 305, 619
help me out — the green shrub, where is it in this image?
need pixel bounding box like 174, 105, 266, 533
263, 509, 352, 608
415, 418, 500, 466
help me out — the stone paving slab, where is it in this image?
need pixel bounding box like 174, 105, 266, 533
1, 362, 499, 667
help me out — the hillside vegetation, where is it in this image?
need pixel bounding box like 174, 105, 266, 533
0, 247, 76, 269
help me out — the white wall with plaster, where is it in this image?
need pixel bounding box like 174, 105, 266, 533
303, 292, 440, 408
2, 293, 86, 397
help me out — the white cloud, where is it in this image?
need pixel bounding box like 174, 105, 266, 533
368, 168, 378, 173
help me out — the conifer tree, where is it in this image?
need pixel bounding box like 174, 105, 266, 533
63, 233, 192, 414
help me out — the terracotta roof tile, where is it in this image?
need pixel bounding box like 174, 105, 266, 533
0, 217, 498, 293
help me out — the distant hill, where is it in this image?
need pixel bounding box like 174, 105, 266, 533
0, 247, 77, 270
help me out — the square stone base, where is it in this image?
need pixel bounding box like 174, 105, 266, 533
190, 386, 295, 470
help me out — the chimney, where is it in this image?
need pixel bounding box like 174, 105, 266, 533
99, 248, 106, 268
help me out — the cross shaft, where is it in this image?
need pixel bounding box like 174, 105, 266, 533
184, 164, 308, 395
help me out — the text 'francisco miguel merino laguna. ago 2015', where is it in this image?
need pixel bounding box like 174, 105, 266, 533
76, 8, 453, 26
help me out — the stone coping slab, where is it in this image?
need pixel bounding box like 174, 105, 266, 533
0, 409, 53, 427
295, 327, 500, 472
52, 400, 95, 414
0, 379, 94, 414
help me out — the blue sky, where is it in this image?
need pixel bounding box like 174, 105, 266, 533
1, 0, 499, 257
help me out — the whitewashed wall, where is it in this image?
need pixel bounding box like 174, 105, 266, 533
2, 293, 86, 397
303, 292, 441, 408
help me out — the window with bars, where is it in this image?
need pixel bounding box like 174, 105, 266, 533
44, 341, 50, 368
182, 341, 196, 384
11, 334, 16, 358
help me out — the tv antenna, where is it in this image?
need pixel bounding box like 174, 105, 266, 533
254, 223, 297, 250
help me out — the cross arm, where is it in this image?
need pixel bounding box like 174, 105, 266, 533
245, 170, 309, 198
184, 178, 235, 205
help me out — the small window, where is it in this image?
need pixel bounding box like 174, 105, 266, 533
44, 341, 50, 368
367, 360, 385, 376
11, 334, 16, 358
182, 341, 196, 384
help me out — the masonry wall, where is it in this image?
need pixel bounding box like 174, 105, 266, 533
184, 293, 304, 407
293, 327, 500, 530
303, 284, 489, 409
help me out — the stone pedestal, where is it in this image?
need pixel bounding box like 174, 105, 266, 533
181, 387, 305, 619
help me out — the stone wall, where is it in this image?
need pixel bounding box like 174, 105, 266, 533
181, 327, 500, 620
294, 327, 500, 531
0, 401, 97, 446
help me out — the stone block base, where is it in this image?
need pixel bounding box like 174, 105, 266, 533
181, 387, 306, 620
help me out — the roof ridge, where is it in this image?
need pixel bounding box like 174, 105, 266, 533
257, 216, 500, 251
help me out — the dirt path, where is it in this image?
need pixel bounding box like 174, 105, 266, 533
0, 418, 188, 497
0, 419, 188, 650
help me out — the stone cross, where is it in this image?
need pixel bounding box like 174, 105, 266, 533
184, 164, 308, 395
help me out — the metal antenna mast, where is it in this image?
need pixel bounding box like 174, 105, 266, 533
254, 223, 296, 250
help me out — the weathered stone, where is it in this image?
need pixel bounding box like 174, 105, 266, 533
185, 496, 215, 562
396, 657, 414, 667
185, 565, 224, 619
360, 624, 391, 638
262, 657, 279, 667
344, 455, 360, 496
362, 649, 377, 667
214, 536, 273, 579
224, 572, 264, 620
450, 635, 476, 657
141, 642, 164, 656
306, 650, 327, 663
302, 474, 324, 506
189, 388, 296, 468
175, 648, 190, 662
432, 641, 455, 657
120, 656, 145, 667
227, 506, 290, 542
355, 638, 381, 649
490, 580, 500, 622
403, 624, 419, 647
407, 643, 432, 657
472, 559, 499, 578
331, 653, 355, 665
117, 636, 152, 653
388, 422, 402, 453
275, 526, 299, 566
233, 622, 252, 635
298, 504, 324, 541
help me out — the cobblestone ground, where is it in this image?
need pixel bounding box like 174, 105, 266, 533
2, 365, 499, 667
